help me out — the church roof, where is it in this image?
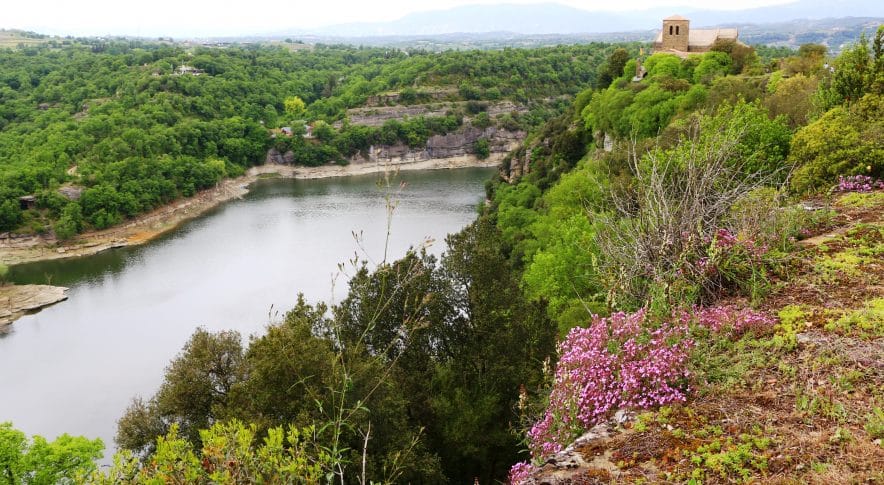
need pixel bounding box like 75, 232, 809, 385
653, 28, 739, 48
663, 14, 689, 21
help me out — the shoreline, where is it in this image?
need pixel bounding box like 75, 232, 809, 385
0, 155, 500, 267
0, 285, 68, 328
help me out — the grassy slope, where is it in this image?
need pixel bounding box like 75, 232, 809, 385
0, 31, 48, 48
536, 191, 883, 483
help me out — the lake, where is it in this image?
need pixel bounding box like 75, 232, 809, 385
0, 167, 494, 459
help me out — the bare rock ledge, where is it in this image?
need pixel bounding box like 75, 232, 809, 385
0, 285, 69, 328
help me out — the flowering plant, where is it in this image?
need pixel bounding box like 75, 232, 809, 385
834, 175, 884, 193
691, 305, 776, 336
508, 462, 536, 484
510, 306, 776, 483
526, 309, 693, 459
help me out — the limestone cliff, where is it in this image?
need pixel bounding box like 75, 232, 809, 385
334, 100, 527, 128
267, 126, 526, 167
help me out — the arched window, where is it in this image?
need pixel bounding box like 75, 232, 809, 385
669, 25, 673, 35
676, 26, 680, 35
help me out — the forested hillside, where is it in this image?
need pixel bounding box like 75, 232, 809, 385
492, 28, 883, 482
1, 25, 882, 484
0, 40, 622, 237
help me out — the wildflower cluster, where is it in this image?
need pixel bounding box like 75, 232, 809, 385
835, 175, 884, 193
510, 306, 778, 483
691, 305, 776, 336
508, 461, 536, 484
525, 309, 693, 459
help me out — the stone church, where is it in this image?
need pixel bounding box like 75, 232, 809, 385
652, 15, 740, 57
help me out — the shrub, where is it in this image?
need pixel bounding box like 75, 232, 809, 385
526, 309, 693, 458
595, 108, 778, 308
789, 94, 883, 193
474, 138, 491, 159
92, 421, 329, 483
0, 199, 22, 232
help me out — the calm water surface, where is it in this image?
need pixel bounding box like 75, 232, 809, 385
0, 167, 493, 458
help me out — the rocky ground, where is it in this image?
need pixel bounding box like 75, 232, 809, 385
0, 285, 68, 328
527, 191, 883, 484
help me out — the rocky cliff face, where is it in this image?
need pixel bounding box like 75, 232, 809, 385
265, 148, 295, 165
266, 126, 526, 167
352, 126, 525, 164
335, 101, 528, 128
505, 147, 533, 181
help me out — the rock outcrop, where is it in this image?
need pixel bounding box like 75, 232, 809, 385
335, 101, 528, 128
349, 126, 525, 165
0, 285, 69, 328
265, 148, 295, 165
264, 126, 526, 167
505, 147, 533, 181
523, 410, 634, 485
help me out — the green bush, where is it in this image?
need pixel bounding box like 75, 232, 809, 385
0, 422, 103, 484
474, 138, 491, 159
789, 94, 884, 193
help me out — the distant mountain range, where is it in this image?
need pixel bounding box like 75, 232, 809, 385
278, 1, 883, 37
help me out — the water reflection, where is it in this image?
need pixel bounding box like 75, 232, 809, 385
0, 167, 492, 460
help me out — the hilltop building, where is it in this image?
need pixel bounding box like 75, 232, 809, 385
652, 15, 741, 58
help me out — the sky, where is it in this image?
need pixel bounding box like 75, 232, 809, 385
3, 0, 799, 37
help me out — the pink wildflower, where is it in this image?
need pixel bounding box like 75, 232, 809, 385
835, 175, 884, 193
527, 309, 693, 459
508, 461, 536, 484
693, 305, 775, 335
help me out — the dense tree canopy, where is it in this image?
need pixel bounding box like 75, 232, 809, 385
0, 40, 622, 234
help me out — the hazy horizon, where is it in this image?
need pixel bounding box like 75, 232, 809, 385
3, 0, 808, 38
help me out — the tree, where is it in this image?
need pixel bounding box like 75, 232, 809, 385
53, 202, 84, 240
283, 96, 306, 119
430, 220, 556, 482
789, 93, 883, 192
765, 73, 819, 128
0, 200, 22, 232
116, 328, 245, 456
474, 138, 491, 159
784, 44, 827, 76
829, 33, 879, 105
693, 51, 732, 84
711, 39, 758, 75
644, 53, 683, 79
234, 296, 336, 429
598, 48, 631, 88
0, 422, 103, 485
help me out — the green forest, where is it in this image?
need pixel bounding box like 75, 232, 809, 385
0, 40, 623, 236
2, 24, 884, 484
